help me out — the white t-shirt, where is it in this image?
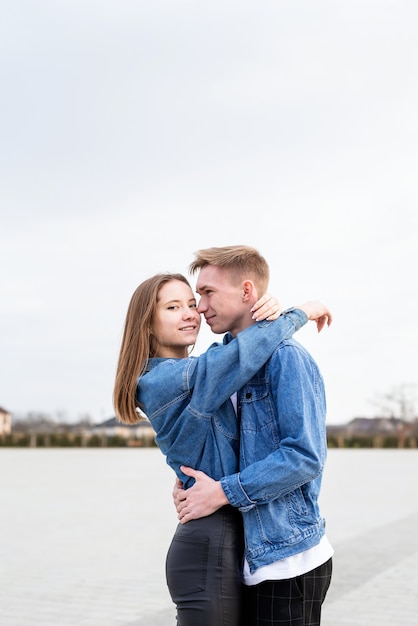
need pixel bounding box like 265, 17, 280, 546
243, 535, 334, 585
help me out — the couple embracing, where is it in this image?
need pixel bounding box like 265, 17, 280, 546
114, 245, 333, 626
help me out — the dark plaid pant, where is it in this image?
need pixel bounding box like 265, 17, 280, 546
242, 557, 333, 626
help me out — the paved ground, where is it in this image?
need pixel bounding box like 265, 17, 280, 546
320, 510, 418, 625
1, 448, 417, 625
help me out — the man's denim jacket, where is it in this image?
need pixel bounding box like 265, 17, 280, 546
137, 309, 307, 488
220, 337, 328, 573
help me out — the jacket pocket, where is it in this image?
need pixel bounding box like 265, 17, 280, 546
286, 488, 309, 520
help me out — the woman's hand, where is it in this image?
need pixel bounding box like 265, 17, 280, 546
251, 295, 333, 332
172, 478, 184, 510
297, 301, 333, 332
251, 293, 282, 321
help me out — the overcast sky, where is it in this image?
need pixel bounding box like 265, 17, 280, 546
1, 0, 417, 425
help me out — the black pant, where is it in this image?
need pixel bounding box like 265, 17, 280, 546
166, 506, 244, 626
243, 557, 333, 626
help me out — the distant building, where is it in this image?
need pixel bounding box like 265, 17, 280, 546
93, 416, 155, 443
327, 416, 408, 437
0, 407, 12, 435
347, 416, 407, 435
326, 416, 418, 448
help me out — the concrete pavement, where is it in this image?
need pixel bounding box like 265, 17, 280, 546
1, 448, 417, 625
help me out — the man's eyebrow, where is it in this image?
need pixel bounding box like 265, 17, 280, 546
196, 284, 210, 293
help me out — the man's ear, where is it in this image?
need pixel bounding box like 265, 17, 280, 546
242, 280, 256, 302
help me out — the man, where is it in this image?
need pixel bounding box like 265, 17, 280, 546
176, 245, 333, 626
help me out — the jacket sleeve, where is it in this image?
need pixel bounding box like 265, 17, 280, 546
187, 308, 308, 415
220, 342, 327, 508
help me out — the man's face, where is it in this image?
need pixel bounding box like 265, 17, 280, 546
195, 265, 252, 336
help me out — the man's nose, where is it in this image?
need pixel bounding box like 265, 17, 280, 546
197, 299, 206, 314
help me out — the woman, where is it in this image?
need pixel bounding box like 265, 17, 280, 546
113, 273, 330, 626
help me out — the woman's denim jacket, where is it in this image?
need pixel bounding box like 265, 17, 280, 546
220, 337, 328, 573
137, 309, 307, 488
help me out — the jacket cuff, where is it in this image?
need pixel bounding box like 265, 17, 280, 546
255, 307, 307, 331
220, 474, 256, 511
281, 307, 308, 330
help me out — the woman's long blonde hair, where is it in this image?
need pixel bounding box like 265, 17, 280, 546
113, 273, 192, 424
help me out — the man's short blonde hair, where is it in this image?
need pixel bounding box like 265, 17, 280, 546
189, 245, 270, 294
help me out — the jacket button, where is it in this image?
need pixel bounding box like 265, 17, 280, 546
246, 392, 252, 399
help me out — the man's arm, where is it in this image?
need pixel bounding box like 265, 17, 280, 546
176, 341, 328, 522
222, 343, 327, 507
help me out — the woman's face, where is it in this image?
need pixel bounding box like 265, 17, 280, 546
151, 279, 201, 358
